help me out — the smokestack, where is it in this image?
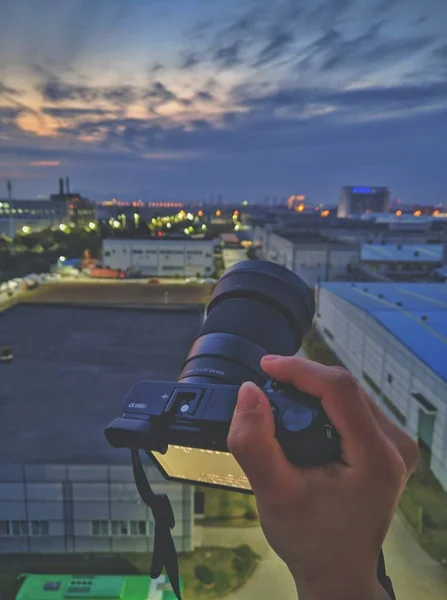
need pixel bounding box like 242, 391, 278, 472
65, 177, 70, 195
6, 180, 12, 201
59, 178, 64, 196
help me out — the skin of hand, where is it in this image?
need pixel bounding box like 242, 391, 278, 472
227, 355, 419, 600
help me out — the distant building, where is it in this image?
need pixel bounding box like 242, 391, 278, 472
0, 178, 96, 237
252, 227, 360, 287
316, 282, 447, 490
0, 303, 198, 554
360, 243, 445, 281
337, 186, 390, 218
102, 238, 217, 277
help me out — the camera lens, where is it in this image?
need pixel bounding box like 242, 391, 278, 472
179, 260, 315, 385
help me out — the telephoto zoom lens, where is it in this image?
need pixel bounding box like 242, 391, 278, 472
179, 260, 315, 386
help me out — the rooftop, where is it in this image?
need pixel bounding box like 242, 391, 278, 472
0, 303, 202, 465
360, 244, 444, 263
320, 282, 447, 382
16, 574, 178, 600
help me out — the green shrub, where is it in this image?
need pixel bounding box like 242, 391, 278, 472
194, 564, 214, 586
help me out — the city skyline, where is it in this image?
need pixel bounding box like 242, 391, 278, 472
0, 0, 446, 202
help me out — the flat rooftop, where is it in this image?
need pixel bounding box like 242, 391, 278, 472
0, 303, 203, 465
360, 244, 444, 262
321, 282, 447, 382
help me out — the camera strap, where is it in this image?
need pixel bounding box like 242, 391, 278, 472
377, 549, 396, 600
131, 449, 183, 600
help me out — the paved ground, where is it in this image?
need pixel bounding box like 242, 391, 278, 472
199, 514, 447, 599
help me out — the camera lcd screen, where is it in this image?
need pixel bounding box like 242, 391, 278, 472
152, 445, 251, 491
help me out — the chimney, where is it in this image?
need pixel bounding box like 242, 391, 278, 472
59, 178, 64, 196
65, 177, 70, 194
6, 180, 12, 201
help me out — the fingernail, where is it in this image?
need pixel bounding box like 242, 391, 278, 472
262, 355, 280, 362
238, 382, 261, 410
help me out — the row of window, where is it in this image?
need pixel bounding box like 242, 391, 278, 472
0, 520, 49, 536
91, 520, 149, 536
0, 209, 58, 216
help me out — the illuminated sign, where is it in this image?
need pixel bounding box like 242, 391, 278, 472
352, 187, 376, 194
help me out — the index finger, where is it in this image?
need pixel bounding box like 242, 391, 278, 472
261, 355, 384, 468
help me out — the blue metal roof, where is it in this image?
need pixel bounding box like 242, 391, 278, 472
320, 282, 447, 382
360, 244, 443, 262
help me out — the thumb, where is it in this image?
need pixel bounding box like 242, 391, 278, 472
228, 382, 294, 496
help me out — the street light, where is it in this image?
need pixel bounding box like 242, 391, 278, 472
21, 225, 30, 234
88, 222, 97, 230
59, 256, 66, 262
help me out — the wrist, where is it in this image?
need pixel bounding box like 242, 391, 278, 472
293, 572, 391, 600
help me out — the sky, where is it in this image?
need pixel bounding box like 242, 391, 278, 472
0, 0, 446, 204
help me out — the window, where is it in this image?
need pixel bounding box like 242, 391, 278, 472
194, 491, 205, 515
387, 373, 393, 384
104, 251, 111, 257
382, 394, 406, 425
130, 520, 147, 535
92, 520, 109, 535
362, 371, 381, 395
31, 520, 49, 536
132, 249, 143, 254
323, 327, 334, 340
43, 582, 61, 591
12, 520, 29, 536
111, 520, 128, 535
0, 521, 10, 536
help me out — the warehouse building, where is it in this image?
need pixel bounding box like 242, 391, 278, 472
253, 227, 360, 287
102, 239, 216, 278
315, 282, 447, 489
0, 303, 202, 553
360, 244, 445, 281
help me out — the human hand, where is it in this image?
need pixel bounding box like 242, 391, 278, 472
227, 356, 419, 600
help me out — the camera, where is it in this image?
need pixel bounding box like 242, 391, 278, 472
105, 260, 340, 492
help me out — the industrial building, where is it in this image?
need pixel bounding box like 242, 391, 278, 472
102, 238, 217, 278
253, 227, 360, 287
337, 186, 390, 218
315, 282, 447, 489
360, 244, 445, 281
0, 178, 97, 237
0, 303, 202, 554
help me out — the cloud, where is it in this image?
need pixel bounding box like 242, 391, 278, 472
433, 43, 447, 58
213, 41, 241, 69
254, 31, 295, 66
42, 107, 110, 118
194, 90, 214, 102
37, 76, 137, 106
180, 52, 201, 70
0, 81, 21, 96
29, 161, 61, 167
150, 63, 164, 73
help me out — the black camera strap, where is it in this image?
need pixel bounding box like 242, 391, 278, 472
131, 449, 183, 600
378, 549, 396, 600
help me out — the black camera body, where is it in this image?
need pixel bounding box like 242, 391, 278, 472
106, 378, 340, 487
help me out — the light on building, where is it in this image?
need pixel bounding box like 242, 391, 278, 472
414, 210, 422, 217
59, 224, 68, 232
233, 210, 239, 217
184, 228, 190, 235
178, 212, 184, 220
395, 210, 402, 216
242, 201, 248, 206
198, 210, 204, 217
112, 220, 120, 228
59, 256, 66, 262
21, 225, 31, 234
216, 210, 221, 217
187, 212, 194, 221
296, 204, 304, 212
202, 224, 207, 230
167, 222, 172, 228
433, 210, 440, 217
88, 221, 97, 229
321, 209, 330, 217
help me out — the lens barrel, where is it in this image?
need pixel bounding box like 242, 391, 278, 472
179, 261, 315, 385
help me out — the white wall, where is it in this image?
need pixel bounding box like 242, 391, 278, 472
0, 464, 194, 553
315, 288, 447, 489
102, 239, 216, 277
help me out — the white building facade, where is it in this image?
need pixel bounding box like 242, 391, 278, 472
0, 463, 193, 553
315, 284, 447, 490
253, 227, 360, 287
102, 239, 216, 277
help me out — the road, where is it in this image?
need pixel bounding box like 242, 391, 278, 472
199, 514, 447, 599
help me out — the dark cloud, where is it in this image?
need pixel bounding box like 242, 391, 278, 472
0, 81, 21, 96
308, 0, 352, 26
190, 119, 212, 130
214, 41, 241, 69
42, 107, 110, 118
194, 90, 214, 102
0, 107, 22, 120
180, 52, 201, 70
145, 81, 192, 109
102, 86, 136, 106
38, 77, 99, 103
254, 31, 295, 66
150, 63, 164, 73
